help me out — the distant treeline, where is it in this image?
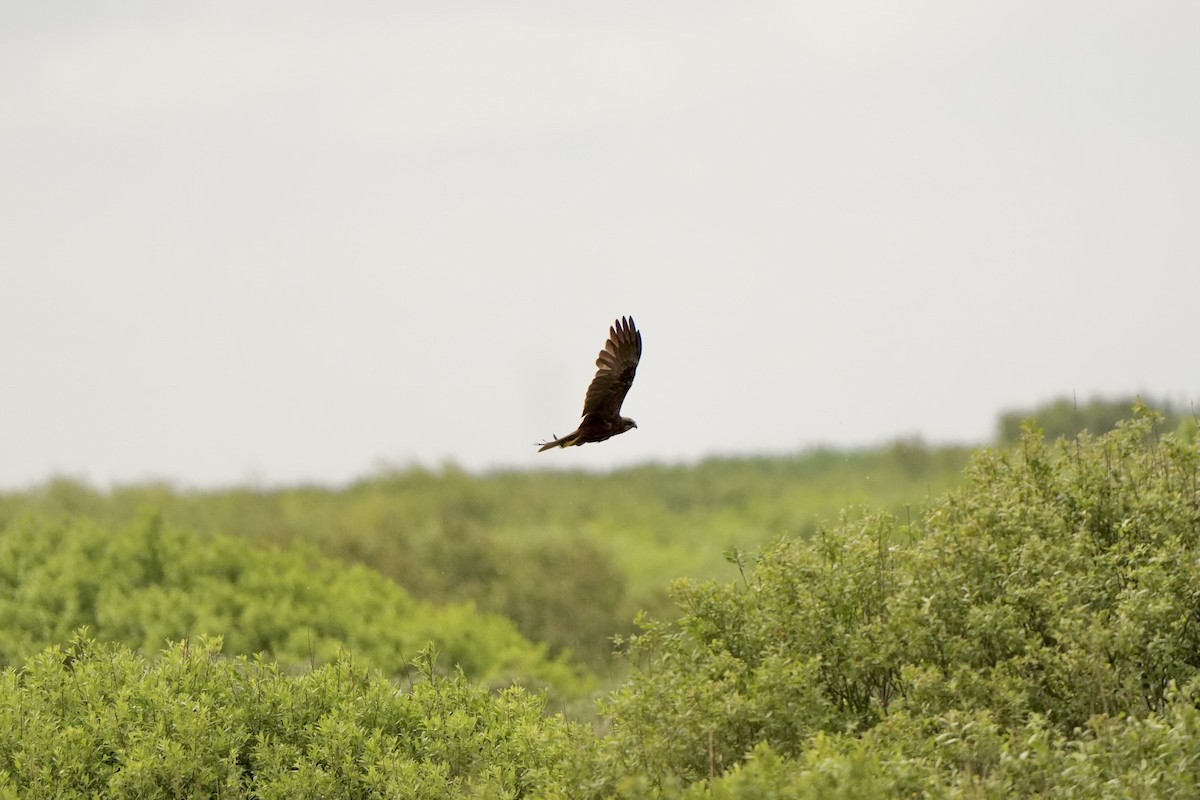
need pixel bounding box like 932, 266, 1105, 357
996, 394, 1194, 444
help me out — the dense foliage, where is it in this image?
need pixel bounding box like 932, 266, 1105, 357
2, 406, 1198, 796
0, 441, 969, 671
0, 514, 582, 694
598, 411, 1200, 795
0, 636, 596, 799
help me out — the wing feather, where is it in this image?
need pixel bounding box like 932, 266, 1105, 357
581, 316, 642, 419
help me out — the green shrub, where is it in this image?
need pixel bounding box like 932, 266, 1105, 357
601, 411, 1200, 786
604, 695, 1200, 799
0, 635, 596, 798
0, 514, 586, 696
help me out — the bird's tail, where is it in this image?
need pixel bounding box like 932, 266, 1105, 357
537, 432, 579, 452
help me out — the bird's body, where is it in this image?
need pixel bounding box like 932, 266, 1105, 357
537, 316, 642, 451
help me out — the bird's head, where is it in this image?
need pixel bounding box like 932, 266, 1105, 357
620, 417, 638, 433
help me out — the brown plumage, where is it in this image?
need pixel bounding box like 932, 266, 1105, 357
537, 316, 642, 452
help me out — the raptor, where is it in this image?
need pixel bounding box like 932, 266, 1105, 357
537, 316, 642, 451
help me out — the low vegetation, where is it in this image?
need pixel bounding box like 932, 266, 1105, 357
0, 514, 583, 695
0, 440, 972, 671
0, 637, 597, 799
0, 400, 1196, 796
601, 409, 1200, 795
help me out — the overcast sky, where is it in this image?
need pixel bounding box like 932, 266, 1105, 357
2, 2, 1197, 489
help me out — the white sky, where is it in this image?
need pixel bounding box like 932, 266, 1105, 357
2, 2, 1197, 489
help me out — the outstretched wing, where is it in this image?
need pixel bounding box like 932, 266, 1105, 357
581, 316, 642, 420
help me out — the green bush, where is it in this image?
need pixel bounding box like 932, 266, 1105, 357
0, 514, 585, 696
601, 411, 1200, 787
0, 635, 596, 798
605, 697, 1200, 799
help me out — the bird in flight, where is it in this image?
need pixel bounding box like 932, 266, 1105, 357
537, 316, 642, 452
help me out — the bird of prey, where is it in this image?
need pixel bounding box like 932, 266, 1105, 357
537, 316, 642, 452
